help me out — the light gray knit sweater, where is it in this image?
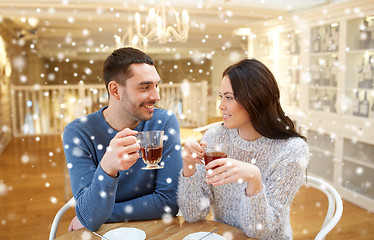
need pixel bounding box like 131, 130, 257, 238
177, 125, 309, 239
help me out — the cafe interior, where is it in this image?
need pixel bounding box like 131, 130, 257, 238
1, 0, 374, 239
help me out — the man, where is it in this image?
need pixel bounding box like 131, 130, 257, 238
63, 47, 183, 231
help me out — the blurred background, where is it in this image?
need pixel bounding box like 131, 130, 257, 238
1, 0, 374, 239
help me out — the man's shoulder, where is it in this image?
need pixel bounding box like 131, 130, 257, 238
153, 108, 176, 120
65, 108, 103, 131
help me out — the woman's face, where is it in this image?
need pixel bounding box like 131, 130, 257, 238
219, 75, 252, 130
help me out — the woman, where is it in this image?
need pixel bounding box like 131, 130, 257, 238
177, 58, 309, 239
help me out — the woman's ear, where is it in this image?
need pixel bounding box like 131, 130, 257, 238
108, 81, 120, 100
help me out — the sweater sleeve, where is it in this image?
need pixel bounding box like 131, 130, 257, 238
177, 127, 219, 222
107, 115, 183, 223
238, 139, 309, 239
177, 164, 213, 222
63, 123, 119, 231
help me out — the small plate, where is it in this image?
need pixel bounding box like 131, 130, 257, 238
102, 227, 146, 240
183, 231, 225, 240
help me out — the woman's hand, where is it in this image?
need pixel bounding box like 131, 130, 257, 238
182, 139, 205, 177
68, 216, 84, 231
205, 158, 263, 196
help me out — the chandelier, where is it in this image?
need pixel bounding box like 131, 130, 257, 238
134, 0, 190, 44
114, 28, 146, 50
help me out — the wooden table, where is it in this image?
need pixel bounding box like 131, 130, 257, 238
55, 216, 252, 239
180, 127, 203, 145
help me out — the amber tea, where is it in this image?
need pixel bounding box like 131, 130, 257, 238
137, 130, 164, 170
140, 145, 163, 165
203, 151, 227, 167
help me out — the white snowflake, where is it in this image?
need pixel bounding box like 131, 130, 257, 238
0, 182, 8, 196
99, 191, 107, 199
50, 196, 58, 204
72, 147, 83, 157
199, 197, 210, 210
21, 154, 30, 164
162, 213, 173, 224
124, 205, 133, 214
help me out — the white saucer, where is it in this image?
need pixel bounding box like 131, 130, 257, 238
183, 231, 225, 240
102, 227, 146, 240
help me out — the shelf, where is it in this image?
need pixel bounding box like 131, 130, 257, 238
343, 156, 374, 169
346, 49, 374, 54
251, 9, 374, 210
309, 146, 334, 156
310, 51, 339, 57
309, 86, 338, 90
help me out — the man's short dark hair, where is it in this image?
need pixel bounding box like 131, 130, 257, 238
103, 47, 154, 91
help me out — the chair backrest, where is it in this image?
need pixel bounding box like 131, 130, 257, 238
49, 197, 75, 240
303, 175, 343, 240
193, 121, 224, 134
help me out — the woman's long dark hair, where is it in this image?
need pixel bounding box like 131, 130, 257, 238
223, 58, 306, 141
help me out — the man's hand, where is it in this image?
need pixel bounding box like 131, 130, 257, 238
100, 128, 140, 177
68, 216, 84, 231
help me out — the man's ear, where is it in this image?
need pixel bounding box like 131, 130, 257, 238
108, 81, 120, 100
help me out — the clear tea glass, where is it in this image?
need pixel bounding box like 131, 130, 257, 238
137, 130, 164, 170
203, 143, 227, 168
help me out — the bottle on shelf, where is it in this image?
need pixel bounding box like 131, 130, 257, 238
352, 91, 360, 116
331, 94, 337, 113
313, 94, 323, 111
370, 101, 374, 119
363, 56, 373, 89
359, 91, 370, 117
312, 27, 321, 53
322, 91, 332, 112
356, 58, 365, 88
289, 31, 299, 54
291, 56, 300, 84
368, 18, 374, 48
328, 26, 338, 51
332, 25, 339, 51
331, 57, 339, 87
322, 26, 330, 52
323, 60, 332, 86
310, 59, 321, 86
359, 19, 371, 49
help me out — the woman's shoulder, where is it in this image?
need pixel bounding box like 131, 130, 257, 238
204, 123, 229, 136
278, 137, 309, 168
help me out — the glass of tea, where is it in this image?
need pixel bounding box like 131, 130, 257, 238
203, 143, 227, 168
137, 130, 164, 170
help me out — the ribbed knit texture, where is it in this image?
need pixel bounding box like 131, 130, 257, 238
63, 106, 183, 231
178, 125, 309, 239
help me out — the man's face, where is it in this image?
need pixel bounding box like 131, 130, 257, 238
118, 63, 161, 122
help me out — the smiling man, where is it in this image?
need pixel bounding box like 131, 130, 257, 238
62, 47, 183, 231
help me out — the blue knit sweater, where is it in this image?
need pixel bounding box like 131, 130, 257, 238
63, 106, 183, 231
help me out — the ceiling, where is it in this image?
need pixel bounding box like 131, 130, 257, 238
0, 0, 347, 60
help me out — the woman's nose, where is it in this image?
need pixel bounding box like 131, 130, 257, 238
218, 100, 225, 110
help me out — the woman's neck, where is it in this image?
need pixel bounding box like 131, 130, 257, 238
237, 124, 262, 141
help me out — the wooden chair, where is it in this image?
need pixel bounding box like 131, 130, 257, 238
303, 175, 343, 240
49, 197, 75, 240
